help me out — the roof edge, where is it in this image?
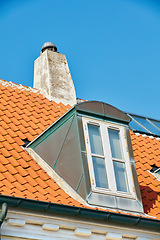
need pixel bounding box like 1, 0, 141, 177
0, 79, 39, 93
0, 195, 159, 231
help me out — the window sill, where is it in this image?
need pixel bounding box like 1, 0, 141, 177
92, 187, 136, 200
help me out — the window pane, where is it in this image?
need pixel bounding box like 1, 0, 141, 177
129, 118, 150, 134
92, 157, 108, 189
88, 124, 103, 155
151, 120, 160, 130
133, 116, 160, 135
113, 161, 129, 192
156, 169, 160, 175
108, 129, 122, 159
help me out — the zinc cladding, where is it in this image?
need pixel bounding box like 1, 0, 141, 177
0, 79, 160, 219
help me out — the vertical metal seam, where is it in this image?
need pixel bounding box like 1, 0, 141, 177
75, 173, 84, 192
53, 115, 75, 169
102, 102, 105, 117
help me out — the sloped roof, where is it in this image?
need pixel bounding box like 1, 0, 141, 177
0, 80, 82, 207
131, 132, 160, 219
0, 79, 160, 219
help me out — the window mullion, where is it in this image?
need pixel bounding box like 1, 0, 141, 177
101, 124, 116, 192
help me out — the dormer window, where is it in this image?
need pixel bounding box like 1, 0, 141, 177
28, 101, 144, 213
83, 118, 134, 198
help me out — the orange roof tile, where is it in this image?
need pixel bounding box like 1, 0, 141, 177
130, 131, 160, 220
0, 80, 160, 220
0, 81, 82, 207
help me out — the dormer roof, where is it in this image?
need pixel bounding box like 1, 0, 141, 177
0, 79, 160, 221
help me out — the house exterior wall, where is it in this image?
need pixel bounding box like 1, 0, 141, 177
1, 209, 160, 240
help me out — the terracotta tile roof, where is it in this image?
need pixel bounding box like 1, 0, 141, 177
0, 79, 160, 219
0, 80, 82, 207
131, 131, 160, 220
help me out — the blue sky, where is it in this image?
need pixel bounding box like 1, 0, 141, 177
0, 0, 160, 119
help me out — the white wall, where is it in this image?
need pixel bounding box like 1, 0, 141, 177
1, 210, 160, 240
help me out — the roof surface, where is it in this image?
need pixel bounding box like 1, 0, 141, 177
0, 80, 160, 219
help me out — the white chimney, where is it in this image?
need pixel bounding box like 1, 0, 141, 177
34, 42, 76, 106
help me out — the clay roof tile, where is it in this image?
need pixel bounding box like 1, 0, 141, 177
0, 82, 160, 220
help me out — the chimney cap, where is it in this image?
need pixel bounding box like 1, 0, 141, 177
41, 42, 57, 53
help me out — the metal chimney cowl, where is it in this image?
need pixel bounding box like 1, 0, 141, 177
33, 42, 76, 106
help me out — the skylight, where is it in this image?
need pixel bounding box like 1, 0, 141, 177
150, 164, 160, 180
128, 114, 160, 136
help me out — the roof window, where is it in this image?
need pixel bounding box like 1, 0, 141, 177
150, 164, 160, 180
128, 114, 160, 137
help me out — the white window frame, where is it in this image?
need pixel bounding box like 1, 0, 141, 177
82, 117, 135, 199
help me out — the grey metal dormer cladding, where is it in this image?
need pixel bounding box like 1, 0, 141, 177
28, 101, 144, 213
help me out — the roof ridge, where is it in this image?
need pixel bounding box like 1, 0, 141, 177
0, 79, 39, 94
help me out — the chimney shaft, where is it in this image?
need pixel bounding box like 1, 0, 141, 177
34, 42, 76, 106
